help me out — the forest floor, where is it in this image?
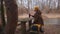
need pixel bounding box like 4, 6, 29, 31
0, 13, 60, 34
15, 23, 60, 34
15, 13, 60, 34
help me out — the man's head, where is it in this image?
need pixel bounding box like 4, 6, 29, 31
34, 6, 39, 11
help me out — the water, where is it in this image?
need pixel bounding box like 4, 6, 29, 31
44, 18, 60, 25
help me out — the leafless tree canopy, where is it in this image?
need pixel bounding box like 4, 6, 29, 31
16, 0, 60, 14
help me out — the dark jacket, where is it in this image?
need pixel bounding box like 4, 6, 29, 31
32, 10, 44, 25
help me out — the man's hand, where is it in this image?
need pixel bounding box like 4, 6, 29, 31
29, 14, 31, 17
29, 14, 34, 17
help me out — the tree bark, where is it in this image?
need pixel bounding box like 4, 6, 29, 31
1, 0, 6, 27
0, 0, 6, 34
4, 0, 18, 34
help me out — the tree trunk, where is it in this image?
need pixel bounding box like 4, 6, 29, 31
1, 0, 6, 27
58, 0, 60, 9
0, 0, 6, 34
4, 0, 18, 34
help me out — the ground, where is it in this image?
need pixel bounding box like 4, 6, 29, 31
15, 23, 60, 34
15, 13, 60, 34
44, 24, 60, 34
0, 13, 60, 34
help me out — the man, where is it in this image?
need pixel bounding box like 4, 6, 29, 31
30, 6, 44, 33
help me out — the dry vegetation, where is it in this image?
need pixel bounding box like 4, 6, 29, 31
18, 6, 28, 15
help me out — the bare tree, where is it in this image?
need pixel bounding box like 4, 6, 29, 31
1, 0, 6, 27
4, 0, 18, 34
58, 0, 60, 9
0, 0, 6, 34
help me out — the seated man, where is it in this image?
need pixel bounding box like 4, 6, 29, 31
30, 6, 44, 33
